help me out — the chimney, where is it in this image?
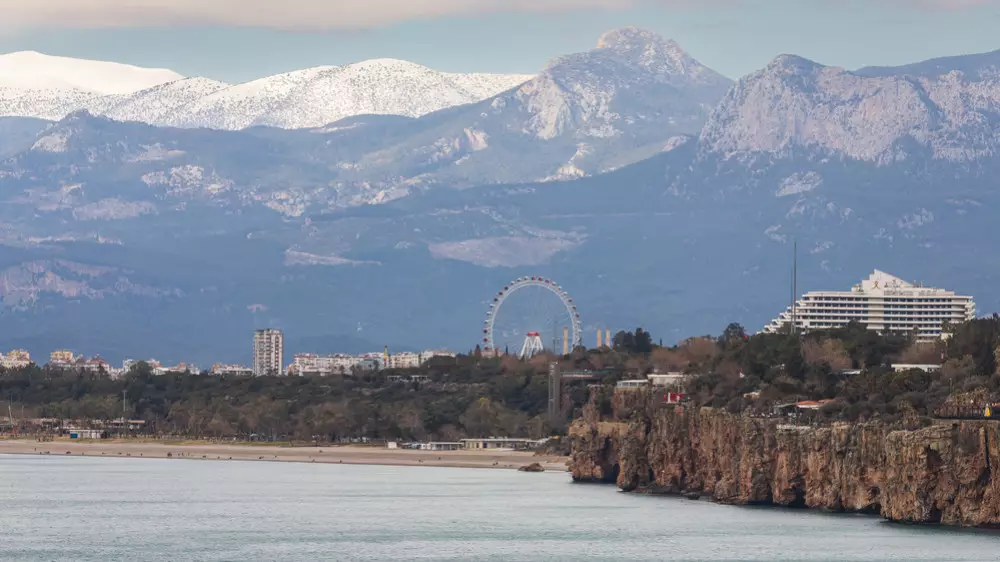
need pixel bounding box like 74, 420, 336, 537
597, 329, 603, 349
563, 327, 569, 355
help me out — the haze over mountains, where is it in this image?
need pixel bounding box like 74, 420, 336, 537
0, 28, 997, 365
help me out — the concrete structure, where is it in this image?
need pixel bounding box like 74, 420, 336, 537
547, 363, 605, 430
253, 329, 284, 377
764, 270, 975, 342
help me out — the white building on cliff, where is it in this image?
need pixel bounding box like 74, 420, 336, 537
763, 270, 975, 341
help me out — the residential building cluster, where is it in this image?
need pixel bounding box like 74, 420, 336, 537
287, 349, 456, 376
255, 329, 456, 377
0, 328, 453, 380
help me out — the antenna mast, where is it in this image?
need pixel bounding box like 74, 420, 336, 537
792, 240, 798, 336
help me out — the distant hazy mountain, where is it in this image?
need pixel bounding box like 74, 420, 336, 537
1, 37, 999, 365
700, 53, 1000, 163
855, 49, 1000, 79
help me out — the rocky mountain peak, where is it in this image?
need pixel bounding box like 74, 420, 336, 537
764, 54, 827, 75
596, 26, 676, 52
593, 26, 720, 82
700, 49, 1000, 163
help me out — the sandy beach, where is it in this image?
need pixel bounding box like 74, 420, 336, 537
0, 439, 569, 471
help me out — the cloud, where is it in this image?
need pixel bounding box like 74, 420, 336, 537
0, 0, 648, 30
0, 0, 992, 30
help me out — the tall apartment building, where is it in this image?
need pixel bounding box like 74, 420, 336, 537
253, 329, 284, 376
764, 270, 975, 341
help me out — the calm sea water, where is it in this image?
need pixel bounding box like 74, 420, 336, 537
0, 454, 997, 561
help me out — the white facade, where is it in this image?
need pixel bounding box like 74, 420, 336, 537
253, 329, 284, 376
764, 270, 975, 342
290, 354, 354, 376
288, 349, 458, 376
387, 352, 422, 369
210, 363, 254, 376
1, 349, 31, 370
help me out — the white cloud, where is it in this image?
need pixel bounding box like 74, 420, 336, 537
0, 0, 989, 30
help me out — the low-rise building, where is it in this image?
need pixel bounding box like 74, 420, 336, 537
460, 438, 545, 451
68, 429, 103, 439
647, 372, 689, 387
420, 442, 462, 451
161, 363, 201, 374
891, 364, 942, 373
616, 379, 648, 390
210, 364, 254, 376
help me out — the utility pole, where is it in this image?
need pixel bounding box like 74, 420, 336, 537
122, 389, 128, 438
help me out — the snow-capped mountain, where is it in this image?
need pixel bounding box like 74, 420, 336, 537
3, 37, 1000, 363
0, 51, 182, 95
75, 77, 233, 126
700, 52, 1000, 163
0, 51, 185, 121
0, 52, 531, 130
163, 59, 532, 130
327, 27, 732, 186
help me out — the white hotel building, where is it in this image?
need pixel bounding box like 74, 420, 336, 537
764, 270, 975, 341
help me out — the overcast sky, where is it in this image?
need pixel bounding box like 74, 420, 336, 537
0, 0, 998, 82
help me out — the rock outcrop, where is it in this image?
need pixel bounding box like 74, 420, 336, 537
569, 389, 1000, 527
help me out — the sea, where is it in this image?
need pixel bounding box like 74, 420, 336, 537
0, 454, 997, 561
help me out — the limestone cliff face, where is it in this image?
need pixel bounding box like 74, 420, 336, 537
569, 389, 1000, 527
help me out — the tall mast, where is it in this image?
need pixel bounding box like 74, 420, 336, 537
792, 240, 798, 336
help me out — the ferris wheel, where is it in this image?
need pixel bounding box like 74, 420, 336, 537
482, 276, 582, 358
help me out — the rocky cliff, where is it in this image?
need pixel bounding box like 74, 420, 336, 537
569, 389, 1000, 527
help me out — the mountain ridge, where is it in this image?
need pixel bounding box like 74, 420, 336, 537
1, 35, 999, 364
0, 52, 533, 131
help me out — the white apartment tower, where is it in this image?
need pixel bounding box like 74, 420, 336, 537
764, 270, 975, 341
253, 329, 284, 376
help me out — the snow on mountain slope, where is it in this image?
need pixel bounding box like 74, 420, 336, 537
514, 27, 732, 142
82, 78, 232, 125
0, 51, 182, 95
0, 52, 529, 129
166, 59, 532, 130
333, 27, 732, 187
0, 85, 96, 121
700, 54, 1000, 163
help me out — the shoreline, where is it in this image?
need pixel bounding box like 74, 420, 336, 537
0, 439, 569, 471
